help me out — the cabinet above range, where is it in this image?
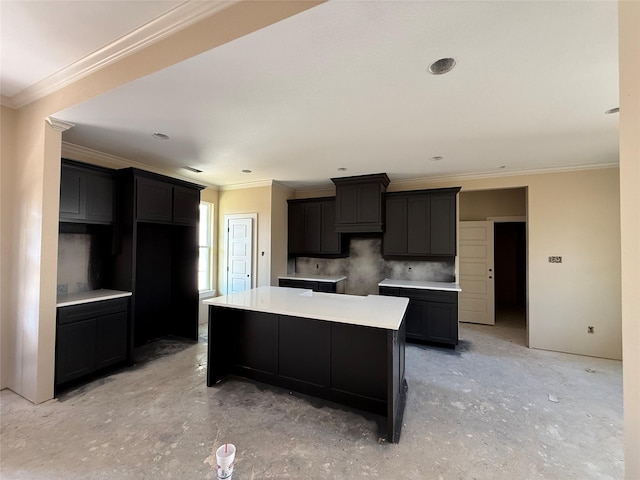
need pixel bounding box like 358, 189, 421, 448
331, 173, 390, 233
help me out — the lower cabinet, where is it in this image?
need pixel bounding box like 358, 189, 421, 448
278, 278, 338, 293
379, 286, 458, 346
56, 298, 129, 387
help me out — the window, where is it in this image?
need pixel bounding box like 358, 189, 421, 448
198, 202, 214, 292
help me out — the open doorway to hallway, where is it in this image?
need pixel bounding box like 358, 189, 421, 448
459, 187, 528, 345
494, 221, 527, 346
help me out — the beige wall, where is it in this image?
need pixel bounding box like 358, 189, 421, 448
270, 182, 295, 286
217, 185, 272, 294
619, 2, 640, 477
459, 188, 526, 221
1, 105, 17, 389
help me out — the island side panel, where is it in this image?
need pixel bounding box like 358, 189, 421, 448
207, 305, 231, 386
387, 313, 407, 443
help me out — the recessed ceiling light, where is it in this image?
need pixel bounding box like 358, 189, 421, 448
183, 166, 202, 173
152, 132, 169, 140
337, 167, 348, 171
428, 58, 456, 75
242, 169, 252, 173
430, 156, 444, 161
605, 107, 619, 114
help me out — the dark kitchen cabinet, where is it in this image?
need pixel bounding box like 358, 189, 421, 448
278, 278, 340, 293
59, 159, 114, 224
382, 187, 460, 257
56, 297, 129, 387
288, 197, 345, 256
135, 176, 200, 225
379, 286, 458, 346
331, 173, 390, 233
114, 168, 204, 348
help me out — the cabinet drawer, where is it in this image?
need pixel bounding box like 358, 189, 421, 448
58, 298, 128, 325
394, 288, 456, 303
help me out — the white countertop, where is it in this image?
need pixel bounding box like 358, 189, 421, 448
204, 286, 408, 330
378, 278, 462, 292
278, 274, 347, 283
57, 289, 132, 307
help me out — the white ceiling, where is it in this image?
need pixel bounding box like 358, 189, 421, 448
2, 1, 619, 190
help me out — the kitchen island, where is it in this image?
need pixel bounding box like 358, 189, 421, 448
205, 286, 409, 443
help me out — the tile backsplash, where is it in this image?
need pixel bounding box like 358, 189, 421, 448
295, 237, 454, 296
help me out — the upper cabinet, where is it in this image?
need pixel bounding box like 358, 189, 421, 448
288, 197, 345, 256
59, 159, 114, 224
382, 187, 461, 257
331, 173, 390, 233
130, 171, 202, 226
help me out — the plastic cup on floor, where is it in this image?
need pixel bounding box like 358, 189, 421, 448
216, 443, 236, 479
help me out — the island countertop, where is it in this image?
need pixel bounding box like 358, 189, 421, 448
204, 286, 408, 330
278, 274, 346, 283
378, 278, 462, 292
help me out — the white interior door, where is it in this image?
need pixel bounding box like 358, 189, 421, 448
459, 221, 495, 325
226, 217, 253, 294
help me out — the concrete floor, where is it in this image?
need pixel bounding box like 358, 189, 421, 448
1, 311, 623, 479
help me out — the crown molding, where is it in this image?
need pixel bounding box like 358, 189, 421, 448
4, 0, 237, 109
46, 117, 75, 132
61, 141, 218, 189
220, 180, 275, 191
386, 162, 620, 191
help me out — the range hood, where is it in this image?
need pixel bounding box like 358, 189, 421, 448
331, 173, 390, 233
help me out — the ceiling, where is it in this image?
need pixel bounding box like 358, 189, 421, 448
2, 1, 619, 190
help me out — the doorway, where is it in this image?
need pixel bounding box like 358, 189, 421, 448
493, 221, 527, 342
458, 187, 528, 344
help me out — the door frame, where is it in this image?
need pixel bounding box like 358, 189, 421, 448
223, 213, 258, 295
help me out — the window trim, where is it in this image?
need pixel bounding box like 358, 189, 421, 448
198, 201, 214, 294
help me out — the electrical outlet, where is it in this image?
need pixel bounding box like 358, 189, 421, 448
548, 256, 562, 263
588, 326, 595, 334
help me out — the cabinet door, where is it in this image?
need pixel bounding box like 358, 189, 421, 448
317, 282, 336, 293
59, 166, 86, 220
232, 311, 278, 374
304, 202, 322, 253
56, 320, 96, 384
407, 195, 430, 255
279, 316, 330, 387
357, 183, 382, 223
288, 203, 306, 254
335, 184, 358, 224
426, 302, 457, 345
86, 172, 113, 223
173, 186, 200, 225
405, 299, 428, 340
430, 193, 457, 255
320, 201, 341, 254
95, 311, 128, 369
383, 196, 407, 255
136, 177, 172, 222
